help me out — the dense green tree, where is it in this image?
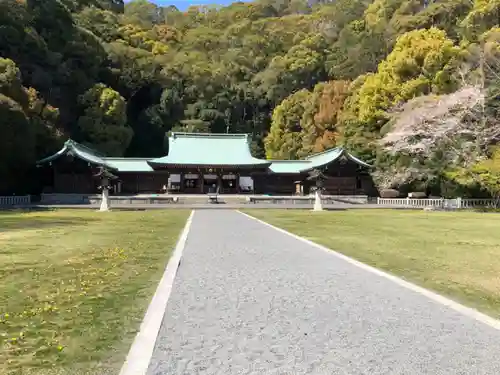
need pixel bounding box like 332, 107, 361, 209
124, 0, 164, 27
265, 89, 311, 159
0, 59, 40, 193
77, 83, 132, 155
447, 147, 500, 204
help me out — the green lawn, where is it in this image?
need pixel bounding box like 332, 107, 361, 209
244, 209, 500, 319
0, 209, 189, 375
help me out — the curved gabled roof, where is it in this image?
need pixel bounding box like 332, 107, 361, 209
36, 140, 155, 172
268, 160, 310, 174
103, 158, 154, 172
148, 132, 271, 168
268, 147, 371, 174
37, 137, 371, 174
36, 140, 117, 170
304, 147, 372, 170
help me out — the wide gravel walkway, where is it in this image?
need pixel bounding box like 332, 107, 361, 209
147, 210, 500, 375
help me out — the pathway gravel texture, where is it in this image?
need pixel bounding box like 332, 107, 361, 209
147, 210, 500, 375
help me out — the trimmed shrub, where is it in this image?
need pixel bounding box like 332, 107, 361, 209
380, 189, 400, 198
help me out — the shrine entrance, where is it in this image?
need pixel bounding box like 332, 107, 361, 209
221, 174, 238, 194
201, 172, 239, 194
202, 174, 217, 194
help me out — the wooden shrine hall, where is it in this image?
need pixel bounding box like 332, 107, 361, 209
36, 132, 375, 196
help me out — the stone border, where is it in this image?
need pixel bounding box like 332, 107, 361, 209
238, 210, 500, 331
119, 210, 195, 375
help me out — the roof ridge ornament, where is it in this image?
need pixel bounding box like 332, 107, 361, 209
170, 132, 249, 139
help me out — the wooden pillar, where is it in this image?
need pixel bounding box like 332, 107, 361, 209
199, 169, 204, 193
179, 171, 184, 193
250, 172, 258, 194
217, 170, 222, 194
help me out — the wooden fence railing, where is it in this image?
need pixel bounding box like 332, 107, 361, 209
0, 195, 31, 206
377, 197, 497, 208
377, 198, 444, 207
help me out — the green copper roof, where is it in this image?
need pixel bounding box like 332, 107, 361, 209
268, 147, 371, 174
148, 132, 271, 168
305, 147, 371, 169
103, 158, 154, 172
37, 140, 155, 172
36, 140, 117, 170
268, 160, 310, 173
37, 137, 371, 173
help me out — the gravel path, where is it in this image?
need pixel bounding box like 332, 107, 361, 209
147, 210, 500, 375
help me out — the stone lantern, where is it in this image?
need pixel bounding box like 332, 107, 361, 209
94, 166, 117, 212
307, 168, 327, 211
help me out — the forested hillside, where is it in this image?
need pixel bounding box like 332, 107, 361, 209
1, 0, 500, 197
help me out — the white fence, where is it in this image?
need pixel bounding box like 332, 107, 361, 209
459, 198, 498, 208
247, 195, 369, 204
0, 195, 31, 206
377, 197, 497, 209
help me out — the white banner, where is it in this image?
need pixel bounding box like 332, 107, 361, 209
203, 174, 217, 179
239, 176, 254, 189
169, 174, 181, 183
184, 174, 198, 179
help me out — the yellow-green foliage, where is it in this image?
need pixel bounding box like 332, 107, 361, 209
364, 0, 407, 30
461, 0, 500, 41
77, 83, 132, 156
473, 148, 500, 198
482, 27, 500, 57
447, 147, 500, 198
265, 89, 311, 160
346, 27, 459, 130
118, 24, 170, 54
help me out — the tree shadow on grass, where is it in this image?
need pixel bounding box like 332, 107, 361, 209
0, 213, 98, 233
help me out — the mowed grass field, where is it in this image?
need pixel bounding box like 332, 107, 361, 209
245, 209, 500, 318
0, 209, 189, 375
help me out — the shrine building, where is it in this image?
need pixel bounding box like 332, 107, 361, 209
36, 132, 375, 196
